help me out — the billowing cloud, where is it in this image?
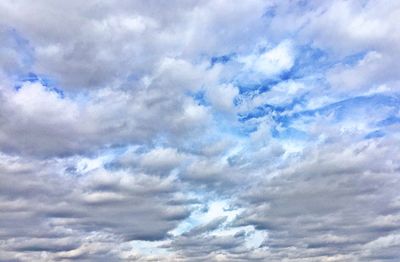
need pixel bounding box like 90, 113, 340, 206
0, 0, 400, 261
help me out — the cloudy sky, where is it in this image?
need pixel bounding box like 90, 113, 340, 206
0, 0, 400, 261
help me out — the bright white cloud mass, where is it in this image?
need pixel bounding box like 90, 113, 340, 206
0, 1, 400, 261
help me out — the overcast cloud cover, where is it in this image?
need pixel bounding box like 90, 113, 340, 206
0, 0, 400, 261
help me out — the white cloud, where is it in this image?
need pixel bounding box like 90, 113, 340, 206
0, 1, 400, 261
207, 83, 239, 113
240, 40, 295, 77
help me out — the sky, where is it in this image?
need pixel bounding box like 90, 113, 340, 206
0, 0, 400, 261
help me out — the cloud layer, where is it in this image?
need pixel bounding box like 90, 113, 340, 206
1, 0, 400, 261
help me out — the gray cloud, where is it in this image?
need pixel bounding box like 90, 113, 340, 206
0, 63, 213, 157
0, 0, 270, 89
1, 0, 400, 261
0, 153, 193, 260
232, 138, 400, 261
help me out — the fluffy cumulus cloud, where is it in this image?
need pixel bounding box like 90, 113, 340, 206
0, 0, 400, 261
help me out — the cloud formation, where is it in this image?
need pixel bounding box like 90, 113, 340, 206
0, 0, 400, 261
